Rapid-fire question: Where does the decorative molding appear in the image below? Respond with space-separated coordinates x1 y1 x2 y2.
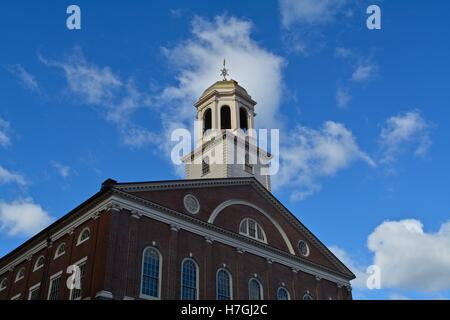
266 258 273 265
236 247 245 254
131 210 142 219
315 275 322 281
291 267 299 274
170 224 180 232
208 199 296 255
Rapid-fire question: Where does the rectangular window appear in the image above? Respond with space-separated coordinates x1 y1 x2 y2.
70 262 86 300
48 275 62 300
28 285 40 300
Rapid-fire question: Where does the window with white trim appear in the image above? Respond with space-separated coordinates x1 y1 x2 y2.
15 267 25 282
140 247 162 299
54 243 66 259
277 287 290 300
70 261 86 300
216 269 232 300
239 218 267 243
181 258 198 300
77 228 90 245
33 256 45 271
248 278 263 300
28 283 40 300
48 272 62 300
298 240 310 257
0 278 7 291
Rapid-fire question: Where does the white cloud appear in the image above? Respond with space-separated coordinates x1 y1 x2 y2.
0 117 11 147
39 48 157 148
280 0 351 28
160 15 285 130
368 219 450 292
351 63 378 82
7 64 39 91
336 87 351 108
274 121 375 201
0 165 26 186
0 198 53 237
335 47 353 59
379 110 431 164
51 161 73 178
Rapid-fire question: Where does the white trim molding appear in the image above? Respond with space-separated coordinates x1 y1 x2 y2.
76 227 91 246
209 199 295 255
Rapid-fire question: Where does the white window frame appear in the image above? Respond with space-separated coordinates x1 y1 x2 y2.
0 278 7 292
28 282 41 300
180 258 199 300
303 292 314 300
53 243 66 260
298 240 310 257
33 255 45 272
15 267 25 282
216 268 233 300
69 256 88 300
47 270 63 300
239 218 267 243
76 227 91 246
11 293 21 300
277 287 291 300
248 277 264 300
139 247 162 300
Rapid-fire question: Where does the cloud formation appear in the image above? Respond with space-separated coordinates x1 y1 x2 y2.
39 48 157 148
51 161 73 179
7 64 39 91
351 63 378 82
274 121 375 201
0 165 26 186
0 198 53 237
0 117 11 147
379 110 431 164
279 0 351 28
368 219 450 292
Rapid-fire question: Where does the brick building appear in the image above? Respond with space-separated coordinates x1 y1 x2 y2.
0 76 355 300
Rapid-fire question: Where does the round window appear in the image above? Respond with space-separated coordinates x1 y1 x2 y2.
298 240 310 257
183 194 200 214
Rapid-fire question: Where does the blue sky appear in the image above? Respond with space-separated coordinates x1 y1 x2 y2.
0 1 449 300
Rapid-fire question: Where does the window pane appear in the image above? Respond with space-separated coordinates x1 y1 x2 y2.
248 220 256 238
239 219 247 234
29 287 40 300
141 248 160 298
277 288 289 300
70 262 86 300
217 270 231 300
48 276 61 300
181 260 197 300
249 279 262 300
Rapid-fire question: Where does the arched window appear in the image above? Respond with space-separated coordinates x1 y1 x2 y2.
203 108 212 134
303 292 314 300
277 287 290 300
239 218 267 243
248 278 263 300
77 228 90 245
216 269 232 300
181 258 198 300
33 256 45 271
239 107 248 131
0 278 7 291
220 105 231 129
140 247 162 299
15 267 25 282
54 243 66 259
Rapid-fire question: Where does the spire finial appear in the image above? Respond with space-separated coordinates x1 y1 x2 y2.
220 59 229 81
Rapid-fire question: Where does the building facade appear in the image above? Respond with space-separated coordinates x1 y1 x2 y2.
0 77 355 300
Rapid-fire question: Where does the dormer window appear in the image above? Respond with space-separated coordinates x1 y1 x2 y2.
239 218 267 243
